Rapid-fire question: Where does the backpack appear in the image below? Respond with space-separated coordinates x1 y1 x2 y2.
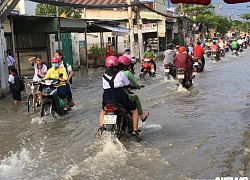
63 61 72 84
14 75 25 91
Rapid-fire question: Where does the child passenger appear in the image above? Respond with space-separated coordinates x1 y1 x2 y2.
98 56 140 137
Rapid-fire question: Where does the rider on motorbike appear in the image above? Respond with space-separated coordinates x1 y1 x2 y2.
230 38 239 54
42 56 69 111
28 55 47 104
210 40 220 60
193 41 205 69
118 56 149 122
143 44 156 73
98 56 140 137
123 48 136 75
163 43 176 64
173 46 194 84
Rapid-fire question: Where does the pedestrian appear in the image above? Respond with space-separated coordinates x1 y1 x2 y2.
8 66 21 105
6 50 16 71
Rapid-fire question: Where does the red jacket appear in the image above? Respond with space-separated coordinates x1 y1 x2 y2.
173 53 193 70
193 45 203 58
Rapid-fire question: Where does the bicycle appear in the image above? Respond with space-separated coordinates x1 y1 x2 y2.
26 80 40 113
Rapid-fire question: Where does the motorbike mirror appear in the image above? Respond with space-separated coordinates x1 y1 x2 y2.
59 73 63 78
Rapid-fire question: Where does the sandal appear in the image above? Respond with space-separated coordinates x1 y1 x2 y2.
141 112 149 122
131 130 141 141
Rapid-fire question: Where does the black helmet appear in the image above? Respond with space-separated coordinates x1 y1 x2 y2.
167 43 174 49
146 44 151 48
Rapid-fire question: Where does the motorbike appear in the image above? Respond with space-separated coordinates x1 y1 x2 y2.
192 56 203 74
232 48 238 56
239 45 243 53
243 42 247 49
95 86 144 142
176 68 193 89
210 51 220 61
39 74 67 118
163 62 176 80
219 48 225 57
130 57 136 75
224 44 229 52
206 47 211 58
139 57 155 80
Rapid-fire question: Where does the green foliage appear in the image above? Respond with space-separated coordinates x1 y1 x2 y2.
89 44 105 64
241 14 250 20
172 37 184 46
182 5 232 36
35 1 81 18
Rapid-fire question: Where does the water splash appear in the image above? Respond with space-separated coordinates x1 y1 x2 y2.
0 148 35 180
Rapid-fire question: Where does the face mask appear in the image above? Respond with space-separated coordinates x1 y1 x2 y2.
52 63 58 68
147 48 151 51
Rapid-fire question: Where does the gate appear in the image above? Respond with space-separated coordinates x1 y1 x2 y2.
61 33 73 65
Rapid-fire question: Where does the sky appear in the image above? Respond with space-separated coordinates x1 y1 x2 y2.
211 0 250 18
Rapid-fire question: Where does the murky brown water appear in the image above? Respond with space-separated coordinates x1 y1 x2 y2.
0 49 250 180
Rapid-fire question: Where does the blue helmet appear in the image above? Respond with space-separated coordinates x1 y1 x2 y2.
212 39 216 43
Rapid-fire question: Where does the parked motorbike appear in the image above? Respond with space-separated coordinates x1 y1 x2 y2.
96 101 141 141
176 68 193 89
163 62 176 79
139 57 155 80
193 56 203 74
39 74 67 118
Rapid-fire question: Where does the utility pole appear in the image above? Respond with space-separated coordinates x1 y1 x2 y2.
134 0 144 60
126 0 135 58
217 3 222 16
56 0 61 50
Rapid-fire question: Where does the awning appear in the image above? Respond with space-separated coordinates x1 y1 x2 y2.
94 24 128 32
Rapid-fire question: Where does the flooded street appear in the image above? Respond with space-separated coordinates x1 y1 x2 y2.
1 49 250 180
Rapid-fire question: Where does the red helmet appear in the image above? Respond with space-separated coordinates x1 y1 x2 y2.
178 46 186 53
118 56 130 66
105 56 118 68
51 56 60 63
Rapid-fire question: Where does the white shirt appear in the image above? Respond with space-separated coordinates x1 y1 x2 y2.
32 63 47 82
7 56 15 66
237 39 243 45
60 62 73 76
103 71 130 89
8 74 15 84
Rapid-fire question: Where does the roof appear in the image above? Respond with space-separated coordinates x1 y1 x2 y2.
64 0 127 5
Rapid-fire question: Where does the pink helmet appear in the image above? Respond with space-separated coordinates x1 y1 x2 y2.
118 56 130 66
51 56 60 63
105 56 118 67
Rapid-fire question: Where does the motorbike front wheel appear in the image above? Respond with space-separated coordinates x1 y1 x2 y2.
27 94 34 113
40 103 53 118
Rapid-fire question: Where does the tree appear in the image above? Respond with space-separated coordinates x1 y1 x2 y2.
240 5 250 20
182 5 232 36
35 1 82 18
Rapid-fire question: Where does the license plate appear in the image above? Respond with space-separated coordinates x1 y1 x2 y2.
177 74 185 79
194 62 199 66
213 54 216 57
164 69 170 73
103 115 117 124
233 50 236 52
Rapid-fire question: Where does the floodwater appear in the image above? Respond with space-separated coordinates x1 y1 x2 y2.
1 49 250 180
